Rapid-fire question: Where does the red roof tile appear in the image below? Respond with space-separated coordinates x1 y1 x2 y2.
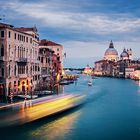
39 39 62 46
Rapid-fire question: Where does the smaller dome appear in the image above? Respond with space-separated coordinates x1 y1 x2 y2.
120 49 129 58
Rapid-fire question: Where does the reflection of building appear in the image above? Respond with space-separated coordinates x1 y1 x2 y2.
94 40 140 79
0 22 40 99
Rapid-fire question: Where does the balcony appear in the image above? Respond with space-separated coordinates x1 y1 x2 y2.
0 77 6 83
17 58 27 64
0 37 5 41
18 74 27 79
0 56 4 61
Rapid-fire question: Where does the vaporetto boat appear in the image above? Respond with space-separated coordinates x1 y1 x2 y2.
0 93 86 127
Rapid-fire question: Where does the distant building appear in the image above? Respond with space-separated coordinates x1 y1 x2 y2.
104 40 119 62
133 69 140 80
120 48 132 60
94 60 107 76
83 65 93 75
125 66 137 79
94 40 138 79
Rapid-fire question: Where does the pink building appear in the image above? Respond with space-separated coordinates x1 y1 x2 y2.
0 23 40 100
39 39 63 78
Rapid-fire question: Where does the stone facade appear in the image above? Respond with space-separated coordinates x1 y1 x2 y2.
0 23 41 99
94 41 140 79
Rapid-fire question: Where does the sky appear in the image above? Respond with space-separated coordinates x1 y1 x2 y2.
0 0 140 68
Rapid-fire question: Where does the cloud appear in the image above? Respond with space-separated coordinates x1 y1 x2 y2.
1 0 140 60
2 1 140 36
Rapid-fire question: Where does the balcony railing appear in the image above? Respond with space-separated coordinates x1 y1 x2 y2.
17 58 27 63
18 74 27 78
0 77 6 83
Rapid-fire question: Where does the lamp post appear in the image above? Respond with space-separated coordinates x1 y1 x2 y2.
10 89 13 104
29 83 33 99
50 68 55 94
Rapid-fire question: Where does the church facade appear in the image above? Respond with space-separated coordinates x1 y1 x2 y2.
94 41 140 79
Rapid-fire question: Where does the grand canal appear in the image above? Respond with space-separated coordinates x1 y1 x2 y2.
1 75 140 140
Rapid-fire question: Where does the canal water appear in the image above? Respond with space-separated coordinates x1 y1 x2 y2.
1 76 140 140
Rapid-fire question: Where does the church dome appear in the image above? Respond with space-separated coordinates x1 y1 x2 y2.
104 41 118 61
105 48 118 56
120 48 129 58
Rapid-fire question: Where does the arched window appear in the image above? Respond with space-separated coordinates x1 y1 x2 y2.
1 44 4 56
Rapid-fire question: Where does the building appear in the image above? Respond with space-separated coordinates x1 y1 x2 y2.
94 60 107 76
39 39 63 64
104 40 119 62
120 48 132 60
133 69 140 80
125 66 137 79
83 65 93 75
94 40 138 78
39 39 63 80
37 48 54 90
0 23 40 100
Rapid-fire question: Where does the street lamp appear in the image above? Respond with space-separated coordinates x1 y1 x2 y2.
23 83 27 101
10 89 13 104
29 83 33 99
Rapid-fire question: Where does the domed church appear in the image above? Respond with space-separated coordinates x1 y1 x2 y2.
120 48 132 60
104 40 119 62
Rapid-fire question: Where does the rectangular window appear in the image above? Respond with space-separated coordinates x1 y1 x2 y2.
18 81 20 86
9 31 11 38
14 81 16 85
2 68 4 77
1 31 4 38
41 57 43 63
26 37 28 43
30 38 32 44
15 33 16 40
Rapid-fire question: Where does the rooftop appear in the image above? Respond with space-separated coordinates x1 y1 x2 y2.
39 39 62 46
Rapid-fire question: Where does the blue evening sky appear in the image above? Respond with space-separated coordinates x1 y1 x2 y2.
0 0 140 67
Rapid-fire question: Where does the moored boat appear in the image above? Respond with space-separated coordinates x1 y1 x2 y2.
88 80 92 86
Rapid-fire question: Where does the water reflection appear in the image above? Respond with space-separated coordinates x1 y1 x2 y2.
29 110 81 140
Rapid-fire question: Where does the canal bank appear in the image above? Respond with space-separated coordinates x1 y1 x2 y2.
0 76 140 140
